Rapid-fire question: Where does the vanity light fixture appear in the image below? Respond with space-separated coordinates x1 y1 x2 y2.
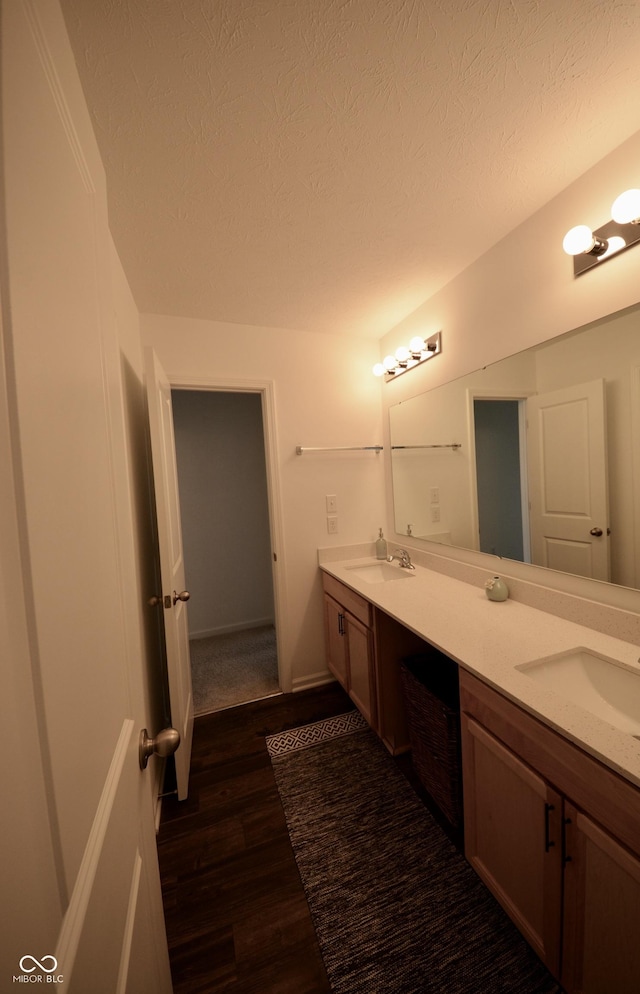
563 186 640 276
373 331 442 380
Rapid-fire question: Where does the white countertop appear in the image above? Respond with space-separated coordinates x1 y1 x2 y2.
320 556 640 789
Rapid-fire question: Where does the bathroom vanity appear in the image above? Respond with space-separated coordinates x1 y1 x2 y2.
322 570 431 753
320 550 640 994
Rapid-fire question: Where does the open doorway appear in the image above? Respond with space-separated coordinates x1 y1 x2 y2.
472 397 531 562
171 389 281 714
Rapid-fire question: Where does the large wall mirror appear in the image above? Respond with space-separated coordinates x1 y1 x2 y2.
390 303 640 591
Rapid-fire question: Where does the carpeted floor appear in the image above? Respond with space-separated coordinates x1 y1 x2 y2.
267 714 562 994
190 624 280 714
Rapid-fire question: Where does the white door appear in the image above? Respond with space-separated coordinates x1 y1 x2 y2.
527 380 610 580
145 349 194 800
1 2 172 989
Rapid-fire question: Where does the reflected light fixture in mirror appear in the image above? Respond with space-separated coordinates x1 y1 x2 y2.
563 186 640 276
373 331 442 381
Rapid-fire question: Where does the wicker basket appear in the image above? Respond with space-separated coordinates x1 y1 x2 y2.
399 658 463 828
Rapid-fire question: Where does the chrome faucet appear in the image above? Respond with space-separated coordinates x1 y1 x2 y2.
388 548 415 569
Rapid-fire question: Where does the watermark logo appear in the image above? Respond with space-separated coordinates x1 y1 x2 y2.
19 958 57 974
13 956 64 984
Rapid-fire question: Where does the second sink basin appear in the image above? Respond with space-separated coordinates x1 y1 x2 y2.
345 562 415 584
516 648 640 736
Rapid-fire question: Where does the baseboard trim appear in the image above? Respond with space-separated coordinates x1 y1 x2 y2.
291 672 335 692
190 618 275 640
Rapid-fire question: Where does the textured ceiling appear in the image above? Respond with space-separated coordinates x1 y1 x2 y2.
60 0 640 339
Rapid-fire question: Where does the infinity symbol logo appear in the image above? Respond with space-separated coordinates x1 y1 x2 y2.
19 955 58 974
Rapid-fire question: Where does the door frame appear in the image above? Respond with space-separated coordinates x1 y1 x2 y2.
466 387 533 563
631 366 640 589
166 373 290 693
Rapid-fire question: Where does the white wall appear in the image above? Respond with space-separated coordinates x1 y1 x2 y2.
379 129 640 612
1 0 170 982
379 129 640 396
142 314 385 689
0 283 62 986
172 390 274 638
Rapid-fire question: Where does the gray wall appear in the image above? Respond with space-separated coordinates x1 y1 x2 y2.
474 399 524 561
172 390 274 638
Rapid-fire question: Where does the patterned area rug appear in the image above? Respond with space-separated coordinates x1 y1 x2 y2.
190 625 279 714
266 710 368 757
269 715 562 994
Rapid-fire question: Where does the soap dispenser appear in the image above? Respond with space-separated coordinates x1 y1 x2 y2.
375 528 387 560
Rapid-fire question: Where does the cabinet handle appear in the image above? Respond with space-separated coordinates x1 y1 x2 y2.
338 612 345 636
562 816 572 864
544 803 555 852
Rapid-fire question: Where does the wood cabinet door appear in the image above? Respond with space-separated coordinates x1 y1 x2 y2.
324 594 349 689
461 715 563 977
561 803 640 994
345 612 376 729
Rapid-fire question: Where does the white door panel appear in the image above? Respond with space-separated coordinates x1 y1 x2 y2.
145 348 194 800
527 379 610 581
57 722 139 989
543 537 596 577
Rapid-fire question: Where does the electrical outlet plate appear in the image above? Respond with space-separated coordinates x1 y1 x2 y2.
327 516 338 534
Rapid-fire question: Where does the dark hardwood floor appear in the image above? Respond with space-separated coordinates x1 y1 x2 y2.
157 683 353 994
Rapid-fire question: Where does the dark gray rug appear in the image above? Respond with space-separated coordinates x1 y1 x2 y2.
268 718 562 994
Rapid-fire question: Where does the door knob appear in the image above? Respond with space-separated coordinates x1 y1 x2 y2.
148 594 173 609
139 726 180 770
590 527 603 537
173 589 190 604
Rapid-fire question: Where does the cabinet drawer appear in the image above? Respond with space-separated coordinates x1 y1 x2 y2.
322 572 372 628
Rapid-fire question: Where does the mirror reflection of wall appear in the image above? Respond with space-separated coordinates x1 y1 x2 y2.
389 303 640 591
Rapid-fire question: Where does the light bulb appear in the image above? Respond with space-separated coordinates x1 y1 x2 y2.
598 235 626 260
395 345 410 363
611 189 640 225
562 225 596 256
372 362 385 377
383 355 397 371
409 335 425 353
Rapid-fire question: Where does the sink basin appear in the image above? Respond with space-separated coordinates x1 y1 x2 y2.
345 562 415 584
516 648 640 736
